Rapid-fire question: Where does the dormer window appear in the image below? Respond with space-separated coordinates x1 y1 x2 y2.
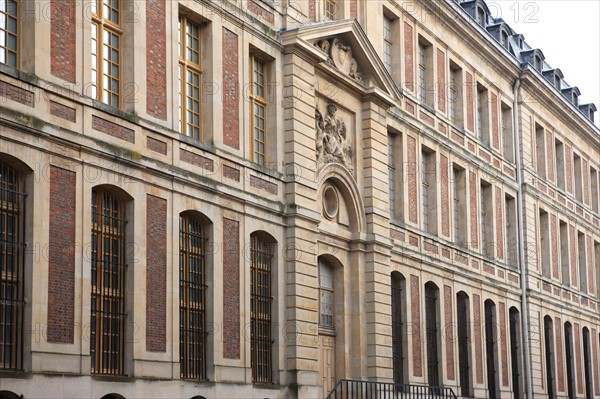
554 75 561 89
534 56 541 71
501 30 508 48
477 7 486 26
572 93 578 106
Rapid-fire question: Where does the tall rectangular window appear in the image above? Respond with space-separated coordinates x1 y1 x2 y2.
250 233 274 383
449 63 463 128
422 148 437 235
505 194 517 266
418 38 433 107
501 103 514 162
578 232 587 293
383 16 393 73
560 220 569 286
0 161 25 371
179 213 207 380
477 84 489 146
574 153 583 202
595 242 600 299
535 124 546 180
452 165 467 247
324 0 336 19
251 56 267 166
91 0 121 107
388 133 403 222
0 0 18 67
178 16 202 140
539 209 550 278
90 188 126 375
555 139 565 191
319 260 334 329
590 167 599 213
480 180 493 258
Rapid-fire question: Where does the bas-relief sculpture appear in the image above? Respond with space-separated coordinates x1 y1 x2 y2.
315 38 363 84
315 103 354 174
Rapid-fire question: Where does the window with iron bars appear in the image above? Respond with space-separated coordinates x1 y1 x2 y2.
179 213 207 380
250 233 274 383
90 188 127 375
0 161 25 371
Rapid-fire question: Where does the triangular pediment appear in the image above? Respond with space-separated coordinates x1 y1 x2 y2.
282 19 401 104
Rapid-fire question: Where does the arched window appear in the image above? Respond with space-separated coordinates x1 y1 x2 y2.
509 307 522 399
484 300 498 399
250 232 275 383
543 316 556 399
391 272 406 384
319 260 334 329
457 292 472 397
564 322 575 399
424 282 441 387
90 187 127 375
0 160 25 371
179 212 208 380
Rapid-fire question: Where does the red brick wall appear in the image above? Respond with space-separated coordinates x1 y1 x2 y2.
47 166 76 344
50 101 76 122
569 224 577 288
546 131 555 183
51 0 76 83
404 23 414 92
146 195 167 352
0 81 34 106
491 93 499 150
410 275 422 377
223 28 240 149
92 116 135 143
223 218 240 359
550 214 559 279
250 175 277 195
247 0 274 23
583 159 590 206
407 136 418 224
180 148 214 172
440 155 449 237
499 302 509 387
465 72 474 132
444 285 454 380
147 137 167 155
495 186 504 259
588 236 595 295
555 317 565 392
350 0 357 18
575 323 583 394
437 49 446 113
469 172 479 249
565 145 573 194
309 0 316 21
473 294 483 384
146 0 167 120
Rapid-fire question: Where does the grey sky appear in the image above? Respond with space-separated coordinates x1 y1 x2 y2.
488 0 600 127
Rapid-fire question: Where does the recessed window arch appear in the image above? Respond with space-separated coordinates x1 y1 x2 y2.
0 157 28 371
90 185 132 375
179 211 211 380
484 299 499 399
509 307 522 399
543 316 556 399
250 231 277 383
456 291 472 397
391 271 407 384
424 282 441 387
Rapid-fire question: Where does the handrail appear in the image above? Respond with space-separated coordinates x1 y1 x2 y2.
326 379 458 399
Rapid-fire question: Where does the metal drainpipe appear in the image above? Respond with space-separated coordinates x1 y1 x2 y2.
513 76 533 399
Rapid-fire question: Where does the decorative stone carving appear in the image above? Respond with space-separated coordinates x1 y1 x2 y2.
315 38 363 84
315 103 354 173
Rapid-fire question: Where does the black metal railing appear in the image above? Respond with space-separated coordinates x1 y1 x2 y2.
326 379 458 399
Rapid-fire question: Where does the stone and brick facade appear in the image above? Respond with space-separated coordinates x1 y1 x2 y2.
0 0 598 398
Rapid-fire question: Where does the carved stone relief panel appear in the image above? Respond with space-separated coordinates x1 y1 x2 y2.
315 38 363 84
315 100 354 174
